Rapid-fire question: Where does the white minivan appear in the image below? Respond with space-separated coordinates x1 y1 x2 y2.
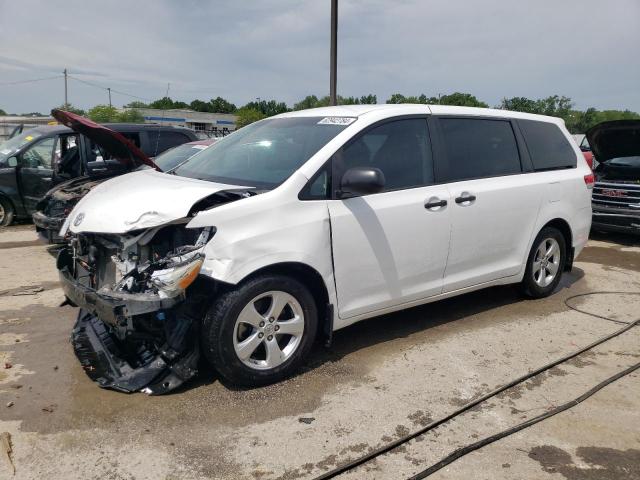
58 105 593 394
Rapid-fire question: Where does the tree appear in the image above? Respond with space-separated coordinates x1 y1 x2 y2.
386 93 432 104
243 99 288 117
439 92 488 108
294 95 321 110
0 108 6 116
116 109 145 123
58 103 86 116
87 105 119 122
210 97 237 114
190 99 211 112
124 101 148 109
148 96 176 110
235 107 266 128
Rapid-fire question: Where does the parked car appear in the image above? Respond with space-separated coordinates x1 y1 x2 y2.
33 113 212 243
0 112 198 227
57 105 592 394
573 133 594 169
587 120 640 234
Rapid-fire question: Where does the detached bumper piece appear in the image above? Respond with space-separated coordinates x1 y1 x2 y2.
32 211 65 243
72 309 199 395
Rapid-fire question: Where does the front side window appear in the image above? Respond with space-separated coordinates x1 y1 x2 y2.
0 130 43 164
440 118 521 181
519 119 576 171
174 117 349 189
335 118 433 191
20 136 56 169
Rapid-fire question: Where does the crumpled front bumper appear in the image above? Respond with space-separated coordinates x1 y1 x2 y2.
58 250 199 395
32 211 65 243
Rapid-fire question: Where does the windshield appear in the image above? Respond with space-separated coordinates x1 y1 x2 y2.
156 143 210 171
174 117 351 188
0 130 42 163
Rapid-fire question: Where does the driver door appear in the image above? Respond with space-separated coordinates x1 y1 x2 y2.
18 136 57 213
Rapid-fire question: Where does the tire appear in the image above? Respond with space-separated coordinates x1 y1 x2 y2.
520 226 566 298
0 197 15 227
202 274 318 387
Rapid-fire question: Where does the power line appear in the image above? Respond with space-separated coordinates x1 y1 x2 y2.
0 74 63 86
67 74 153 102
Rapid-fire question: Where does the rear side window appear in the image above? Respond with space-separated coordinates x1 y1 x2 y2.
439 118 521 181
336 118 433 191
518 120 576 171
147 131 190 156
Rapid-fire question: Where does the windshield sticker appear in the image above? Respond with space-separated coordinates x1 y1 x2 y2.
24 135 33 141
318 117 356 126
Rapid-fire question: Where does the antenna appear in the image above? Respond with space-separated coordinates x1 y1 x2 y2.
154 82 170 156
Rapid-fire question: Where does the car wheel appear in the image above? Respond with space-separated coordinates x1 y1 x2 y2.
202 274 318 387
521 226 566 298
0 197 15 227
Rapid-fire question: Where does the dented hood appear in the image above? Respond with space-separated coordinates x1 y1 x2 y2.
65 169 250 234
51 109 159 171
586 120 640 163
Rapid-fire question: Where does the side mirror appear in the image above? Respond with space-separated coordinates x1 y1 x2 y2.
339 167 385 197
7 156 18 168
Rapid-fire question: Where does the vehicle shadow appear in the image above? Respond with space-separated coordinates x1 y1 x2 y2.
207 267 584 393
589 230 640 247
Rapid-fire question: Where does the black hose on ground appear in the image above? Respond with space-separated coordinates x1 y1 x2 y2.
312 291 640 480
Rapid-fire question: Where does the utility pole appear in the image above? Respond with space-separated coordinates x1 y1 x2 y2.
63 68 68 106
108 87 112 107
329 0 338 106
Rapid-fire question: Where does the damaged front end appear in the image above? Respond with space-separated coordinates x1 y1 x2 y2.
58 223 216 394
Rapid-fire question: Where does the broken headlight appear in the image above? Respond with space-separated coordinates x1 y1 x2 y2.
149 255 204 297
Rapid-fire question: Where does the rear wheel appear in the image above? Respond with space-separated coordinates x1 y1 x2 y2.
202 274 318 387
0 197 15 226
521 227 566 298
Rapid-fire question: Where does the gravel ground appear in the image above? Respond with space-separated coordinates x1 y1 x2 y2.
0 225 638 480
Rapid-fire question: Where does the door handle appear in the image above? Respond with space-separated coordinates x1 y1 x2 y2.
425 198 447 209
455 194 476 204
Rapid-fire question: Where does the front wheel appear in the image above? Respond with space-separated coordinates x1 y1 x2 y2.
0 197 15 227
520 227 566 298
202 274 318 387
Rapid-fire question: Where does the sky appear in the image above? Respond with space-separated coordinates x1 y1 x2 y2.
1 0 639 114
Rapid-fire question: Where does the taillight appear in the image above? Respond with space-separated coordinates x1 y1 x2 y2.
584 173 595 189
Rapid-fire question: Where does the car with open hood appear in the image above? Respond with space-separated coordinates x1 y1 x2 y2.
587 120 640 234
0 109 198 228
33 112 210 242
56 104 592 394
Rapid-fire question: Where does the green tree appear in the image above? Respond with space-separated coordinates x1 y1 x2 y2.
172 101 190 109
116 109 145 123
58 103 86 116
294 95 321 110
123 101 148 108
243 99 288 117
386 93 432 104
190 99 211 112
210 97 237 114
0 108 6 116
87 105 119 122
235 107 266 128
148 96 176 110
439 92 488 108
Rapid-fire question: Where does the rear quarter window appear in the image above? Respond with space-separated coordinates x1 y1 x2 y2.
518 120 576 171
147 131 191 156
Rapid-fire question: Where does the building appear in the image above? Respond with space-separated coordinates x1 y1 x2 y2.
0 116 55 141
134 108 237 136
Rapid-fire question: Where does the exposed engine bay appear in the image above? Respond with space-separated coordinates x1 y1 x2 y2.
58 222 218 395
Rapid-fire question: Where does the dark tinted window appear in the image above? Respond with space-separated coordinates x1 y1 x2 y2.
148 131 190 156
519 120 576 171
440 118 521 181
337 118 433 191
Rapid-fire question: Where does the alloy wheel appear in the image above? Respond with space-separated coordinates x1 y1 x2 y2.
233 290 305 370
532 237 561 287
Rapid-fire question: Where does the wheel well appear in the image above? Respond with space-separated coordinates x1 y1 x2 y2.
541 218 573 270
241 262 331 338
